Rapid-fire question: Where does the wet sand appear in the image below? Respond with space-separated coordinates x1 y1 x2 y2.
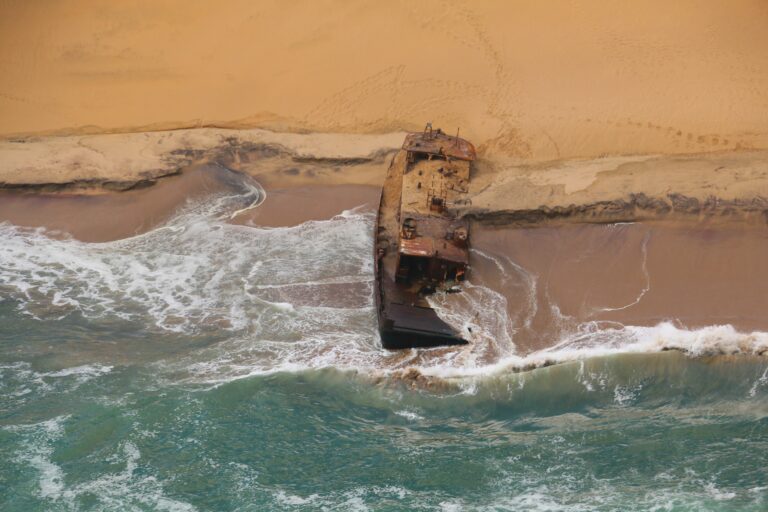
0 165 239 242
231 184 379 228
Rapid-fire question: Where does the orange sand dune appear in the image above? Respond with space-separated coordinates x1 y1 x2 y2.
1 0 767 160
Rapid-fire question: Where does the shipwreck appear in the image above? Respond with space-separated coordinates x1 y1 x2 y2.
374 124 475 349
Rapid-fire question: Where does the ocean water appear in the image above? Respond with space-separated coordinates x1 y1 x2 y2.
1 176 767 511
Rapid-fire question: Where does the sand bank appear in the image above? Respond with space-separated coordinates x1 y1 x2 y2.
1 0 767 161
2 127 768 234
0 128 401 191
466 150 768 225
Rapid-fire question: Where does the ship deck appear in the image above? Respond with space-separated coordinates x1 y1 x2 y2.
375 135 473 349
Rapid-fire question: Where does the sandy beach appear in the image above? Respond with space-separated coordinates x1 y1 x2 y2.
1 0 767 161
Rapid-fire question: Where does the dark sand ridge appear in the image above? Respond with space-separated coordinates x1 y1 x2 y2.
465 150 768 226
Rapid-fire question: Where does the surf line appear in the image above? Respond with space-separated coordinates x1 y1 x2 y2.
208 162 267 220
593 231 651 314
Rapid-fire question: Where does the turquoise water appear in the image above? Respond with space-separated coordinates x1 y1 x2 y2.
2 181 767 511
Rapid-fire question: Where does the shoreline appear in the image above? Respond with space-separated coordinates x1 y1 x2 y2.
0 169 381 242
2 128 768 235
464 192 768 227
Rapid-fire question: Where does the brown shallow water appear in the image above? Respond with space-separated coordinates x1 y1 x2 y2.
468 221 768 355
0 168 380 241
230 184 380 228
0 165 238 242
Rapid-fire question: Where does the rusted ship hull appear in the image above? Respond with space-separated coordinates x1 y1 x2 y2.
374 188 466 349
378 308 466 349
374 126 475 350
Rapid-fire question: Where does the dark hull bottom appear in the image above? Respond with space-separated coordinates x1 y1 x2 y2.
378 303 468 349
380 328 468 349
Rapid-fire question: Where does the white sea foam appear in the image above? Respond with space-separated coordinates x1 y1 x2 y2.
270 485 411 512
471 248 539 329
0 362 114 404
428 281 516 364
704 482 737 501
5 416 197 511
274 490 320 506
5 416 69 500
415 322 768 380
395 409 425 421
64 441 197 512
613 383 643 406
0 178 371 337
576 360 608 392
45 364 113 379
748 365 768 397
